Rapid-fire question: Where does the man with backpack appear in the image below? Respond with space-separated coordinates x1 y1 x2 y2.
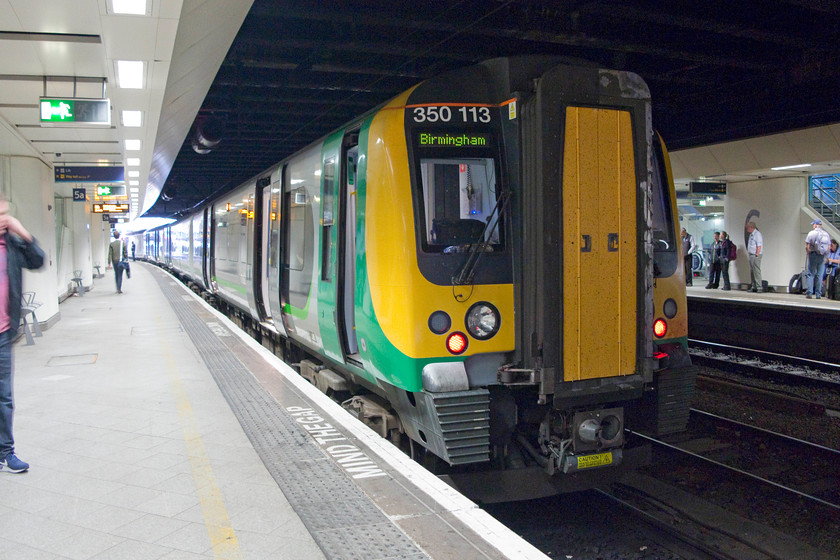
804 219 831 300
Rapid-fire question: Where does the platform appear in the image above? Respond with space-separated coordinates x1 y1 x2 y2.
0 263 546 560
687 283 840 310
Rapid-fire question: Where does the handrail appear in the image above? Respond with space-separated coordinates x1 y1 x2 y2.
809 174 840 229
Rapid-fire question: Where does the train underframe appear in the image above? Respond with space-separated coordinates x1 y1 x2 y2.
171 270 696 503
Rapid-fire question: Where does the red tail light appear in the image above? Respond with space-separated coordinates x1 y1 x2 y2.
653 319 667 338
446 332 468 354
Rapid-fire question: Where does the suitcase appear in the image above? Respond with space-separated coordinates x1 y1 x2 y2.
829 274 840 300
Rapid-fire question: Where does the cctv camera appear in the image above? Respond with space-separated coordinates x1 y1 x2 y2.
55 152 62 157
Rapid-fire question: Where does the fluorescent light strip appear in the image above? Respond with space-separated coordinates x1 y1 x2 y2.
771 163 811 171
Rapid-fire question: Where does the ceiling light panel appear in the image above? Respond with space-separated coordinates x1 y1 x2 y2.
111 0 148 15
124 139 141 151
121 110 142 127
117 60 145 89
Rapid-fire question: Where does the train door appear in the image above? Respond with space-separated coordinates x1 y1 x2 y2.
202 207 211 289
260 180 272 320
266 169 285 331
249 177 270 322
560 106 638 381
338 132 360 361
519 65 649 390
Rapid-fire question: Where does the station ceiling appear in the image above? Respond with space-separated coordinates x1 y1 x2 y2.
10 1 840 218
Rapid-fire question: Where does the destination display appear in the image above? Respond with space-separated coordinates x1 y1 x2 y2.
418 132 491 148
93 203 129 213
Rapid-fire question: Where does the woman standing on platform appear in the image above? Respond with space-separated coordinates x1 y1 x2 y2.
720 231 734 291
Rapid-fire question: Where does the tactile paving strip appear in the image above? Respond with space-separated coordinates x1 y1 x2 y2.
152 271 429 560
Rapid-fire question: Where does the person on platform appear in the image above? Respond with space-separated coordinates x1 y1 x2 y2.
746 221 764 293
706 231 723 289
131 241 136 262
720 231 734 291
681 227 696 286
825 238 839 299
804 219 831 300
108 230 129 294
0 198 45 473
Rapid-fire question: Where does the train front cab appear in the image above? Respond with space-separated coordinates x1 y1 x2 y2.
382 59 697 501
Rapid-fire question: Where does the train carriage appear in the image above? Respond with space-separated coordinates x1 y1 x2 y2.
141 56 695 502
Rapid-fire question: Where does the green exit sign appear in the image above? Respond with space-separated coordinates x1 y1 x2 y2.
40 98 111 126
96 185 112 196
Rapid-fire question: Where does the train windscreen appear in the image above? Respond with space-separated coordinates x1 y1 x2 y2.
416 155 501 252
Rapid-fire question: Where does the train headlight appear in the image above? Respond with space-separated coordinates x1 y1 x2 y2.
465 302 500 340
446 332 468 355
653 318 668 338
428 311 451 335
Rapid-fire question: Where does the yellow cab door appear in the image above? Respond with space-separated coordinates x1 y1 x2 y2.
562 107 637 382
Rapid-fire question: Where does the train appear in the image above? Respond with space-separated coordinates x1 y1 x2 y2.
133 56 695 502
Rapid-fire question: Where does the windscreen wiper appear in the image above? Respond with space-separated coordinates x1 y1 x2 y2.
452 189 511 286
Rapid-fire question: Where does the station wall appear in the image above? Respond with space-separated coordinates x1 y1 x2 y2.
723 176 834 289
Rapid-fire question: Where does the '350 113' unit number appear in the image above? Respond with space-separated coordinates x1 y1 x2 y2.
413 106 492 123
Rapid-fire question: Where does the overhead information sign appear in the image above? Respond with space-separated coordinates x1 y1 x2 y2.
94 185 126 198
55 167 124 183
689 181 727 195
93 203 129 214
40 97 111 126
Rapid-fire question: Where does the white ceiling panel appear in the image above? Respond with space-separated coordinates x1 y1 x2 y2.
9 0 101 33
670 146 724 180
744 134 798 169
0 2 24 30
707 140 761 174
153 17 179 61
785 127 840 163
100 16 160 60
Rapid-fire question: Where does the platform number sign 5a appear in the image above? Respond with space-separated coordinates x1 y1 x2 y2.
72 188 86 202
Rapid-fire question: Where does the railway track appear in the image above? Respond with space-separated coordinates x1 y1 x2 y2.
625 409 840 559
688 339 840 390
640 409 840 511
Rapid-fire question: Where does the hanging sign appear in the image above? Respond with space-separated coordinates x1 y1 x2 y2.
40 97 111 126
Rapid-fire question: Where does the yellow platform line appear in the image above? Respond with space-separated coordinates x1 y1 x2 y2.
159 325 242 559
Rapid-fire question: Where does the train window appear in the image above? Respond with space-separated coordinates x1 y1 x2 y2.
321 157 336 282
651 138 678 277
418 157 501 251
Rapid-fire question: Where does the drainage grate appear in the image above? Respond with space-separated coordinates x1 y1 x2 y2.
47 354 98 367
150 270 428 560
